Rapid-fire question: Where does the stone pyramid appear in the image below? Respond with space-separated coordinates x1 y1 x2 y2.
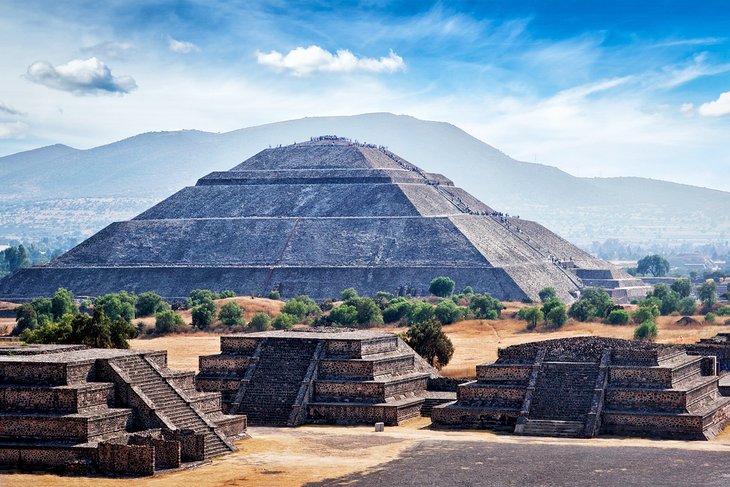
0 136 649 302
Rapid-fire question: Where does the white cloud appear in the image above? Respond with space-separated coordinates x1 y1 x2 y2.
698 91 730 116
256 45 405 76
0 121 28 139
25 57 137 95
168 37 199 54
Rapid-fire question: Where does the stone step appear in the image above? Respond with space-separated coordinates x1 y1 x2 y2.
521 420 584 438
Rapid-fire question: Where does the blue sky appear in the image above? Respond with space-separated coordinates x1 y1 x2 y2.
2 1 730 190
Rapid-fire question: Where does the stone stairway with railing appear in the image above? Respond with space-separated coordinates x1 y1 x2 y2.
236 338 319 425
112 354 233 457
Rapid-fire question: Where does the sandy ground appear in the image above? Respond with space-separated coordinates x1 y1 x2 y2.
6 418 730 487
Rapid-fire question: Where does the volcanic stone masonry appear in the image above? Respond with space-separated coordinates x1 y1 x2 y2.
431 337 730 440
0 136 651 303
195 329 449 426
0 344 246 475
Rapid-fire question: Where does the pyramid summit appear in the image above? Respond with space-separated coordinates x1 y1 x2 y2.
0 136 649 302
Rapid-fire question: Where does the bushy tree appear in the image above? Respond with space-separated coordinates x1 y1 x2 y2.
382 300 411 323
634 321 658 340
282 300 308 321
329 304 358 327
155 309 184 333
607 309 630 325
404 319 454 369
546 303 568 327
95 292 136 323
407 301 436 325
429 277 455 298
251 312 273 331
51 288 76 320
671 279 692 298
14 303 38 335
218 290 236 298
347 297 383 326
434 300 465 325
568 299 595 322
637 255 670 277
29 297 53 323
23 309 135 349
0 244 31 273
461 286 474 296
268 290 281 300
189 289 217 306
517 306 544 330
538 287 558 303
136 291 166 317
633 305 659 324
469 293 503 319
192 300 216 328
339 288 359 301
270 313 295 330
705 312 717 324
717 306 730 316
374 291 393 309
219 301 245 326
698 280 717 309
678 297 697 315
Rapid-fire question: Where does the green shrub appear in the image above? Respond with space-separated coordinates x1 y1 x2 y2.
705 312 717 324
470 293 503 319
716 306 730 316
136 291 166 317
382 301 411 323
568 299 595 322
406 301 435 325
347 297 383 326
250 312 273 331
189 289 217 306
219 302 245 326
461 286 474 296
218 290 236 299
633 306 659 324
634 321 658 340
546 303 568 328
191 301 216 328
429 277 455 298
434 300 465 325
339 288 359 301
268 290 281 300
155 309 184 333
671 279 692 298
51 288 76 320
281 300 307 321
271 313 294 330
94 292 136 323
678 297 697 316
329 304 357 327
319 298 335 312
517 306 544 330
607 309 630 325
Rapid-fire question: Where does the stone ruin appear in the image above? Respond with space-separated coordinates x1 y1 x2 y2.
195 329 449 426
0 344 246 475
432 337 730 440
0 137 650 304
688 333 730 372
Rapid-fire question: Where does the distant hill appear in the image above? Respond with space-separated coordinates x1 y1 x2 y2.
1 113 728 245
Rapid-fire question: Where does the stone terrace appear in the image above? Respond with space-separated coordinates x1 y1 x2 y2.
195 329 442 426
432 337 730 440
0 345 246 476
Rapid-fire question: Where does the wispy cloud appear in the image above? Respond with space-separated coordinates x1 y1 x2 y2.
81 41 134 60
168 37 199 54
698 91 730 116
25 57 137 95
0 102 25 116
256 46 405 76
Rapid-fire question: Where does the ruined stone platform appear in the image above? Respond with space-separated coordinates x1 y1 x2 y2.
195 328 439 426
0 137 649 303
432 337 730 440
0 345 246 476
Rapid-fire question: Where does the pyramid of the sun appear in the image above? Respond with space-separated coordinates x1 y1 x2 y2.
0 136 649 302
